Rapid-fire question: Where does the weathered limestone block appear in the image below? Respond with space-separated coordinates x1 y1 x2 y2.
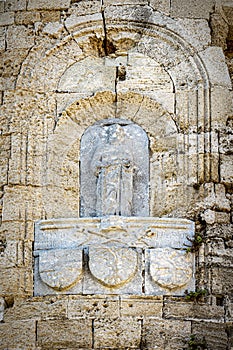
5 0 27 11
28 0 71 10
211 87 233 129
0 26 5 51
210 8 229 51
0 268 21 295
220 122 233 155
64 12 102 31
120 296 163 317
0 240 19 268
68 295 120 319
4 296 68 322
167 58 202 91
15 11 41 25
1 221 35 245
171 0 214 19
0 134 10 185
149 0 170 14
196 183 231 214
226 297 233 322
42 21 64 38
199 47 232 88
68 1 102 16
104 4 153 24
0 12 14 26
176 18 211 51
40 10 61 23
0 320 36 349
220 154 233 185
0 1 4 13
2 186 43 223
58 57 116 96
211 267 233 295
6 25 35 49
117 52 173 95
201 209 231 225
142 319 191 349
192 321 228 350
163 298 225 321
94 317 141 348
37 319 92 349
104 0 147 4
129 10 211 52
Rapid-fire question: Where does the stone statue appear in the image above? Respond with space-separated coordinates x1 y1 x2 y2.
93 124 134 216
80 118 149 217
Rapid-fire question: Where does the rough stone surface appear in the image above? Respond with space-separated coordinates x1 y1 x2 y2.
0 11 14 26
94 317 141 348
37 319 92 348
199 46 232 88
142 319 191 349
171 0 215 19
28 0 71 10
6 25 35 49
5 0 27 11
0 320 36 348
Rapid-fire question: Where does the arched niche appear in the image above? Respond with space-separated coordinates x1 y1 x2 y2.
80 118 149 217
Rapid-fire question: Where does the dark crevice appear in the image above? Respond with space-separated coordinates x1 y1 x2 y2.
91 318 95 349
4 296 14 309
101 2 116 57
35 320 38 342
14 47 32 89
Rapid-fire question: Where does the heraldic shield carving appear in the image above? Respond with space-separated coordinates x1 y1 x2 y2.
34 119 195 296
38 249 83 291
88 247 138 288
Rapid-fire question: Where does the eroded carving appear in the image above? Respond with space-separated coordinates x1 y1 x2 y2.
39 249 83 291
149 248 193 290
93 124 134 216
88 247 138 288
34 119 195 296
80 119 149 217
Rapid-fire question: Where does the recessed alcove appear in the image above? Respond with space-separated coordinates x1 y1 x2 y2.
34 118 195 296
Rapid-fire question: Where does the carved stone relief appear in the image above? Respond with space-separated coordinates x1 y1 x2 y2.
34 118 195 296
34 216 195 295
80 119 149 217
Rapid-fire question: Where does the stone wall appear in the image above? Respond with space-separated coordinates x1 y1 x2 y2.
0 0 232 349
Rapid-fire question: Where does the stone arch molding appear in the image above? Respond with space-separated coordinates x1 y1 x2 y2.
32 8 230 296
16 12 230 194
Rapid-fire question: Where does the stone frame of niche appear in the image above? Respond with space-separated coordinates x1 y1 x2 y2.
34 116 195 296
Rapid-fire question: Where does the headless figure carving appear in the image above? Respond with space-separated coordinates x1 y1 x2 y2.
93 124 134 216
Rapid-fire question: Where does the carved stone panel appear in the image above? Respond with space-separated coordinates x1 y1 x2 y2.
38 249 83 291
80 119 149 217
88 247 138 288
34 217 195 296
145 248 194 295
